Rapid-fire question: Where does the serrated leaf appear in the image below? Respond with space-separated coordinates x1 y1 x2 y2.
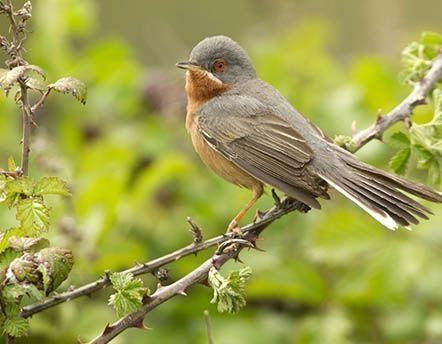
389 147 411 175
108 272 147 316
2 284 27 302
108 291 143 317
0 228 24 254
2 316 29 337
389 131 410 149
428 160 441 186
412 145 434 169
208 266 252 314
6 177 35 196
49 77 87 104
16 198 50 235
33 177 70 196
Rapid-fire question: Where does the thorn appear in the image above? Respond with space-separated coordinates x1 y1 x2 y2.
132 317 151 330
176 289 187 296
102 323 114 336
234 255 244 264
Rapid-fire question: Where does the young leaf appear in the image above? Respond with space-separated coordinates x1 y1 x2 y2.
6 177 35 196
2 316 30 337
108 272 148 317
0 228 24 254
1 284 27 302
34 177 70 196
208 266 252 314
49 77 87 104
16 197 50 235
388 131 410 149
389 147 411 175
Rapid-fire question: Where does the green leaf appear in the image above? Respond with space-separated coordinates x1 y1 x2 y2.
0 228 24 254
0 248 21 272
108 272 147 317
388 131 410 149
49 77 87 104
16 197 50 235
1 284 27 302
2 316 29 337
108 292 142 317
208 266 252 314
389 147 411 175
400 32 442 83
6 177 35 196
34 177 70 196
36 248 74 293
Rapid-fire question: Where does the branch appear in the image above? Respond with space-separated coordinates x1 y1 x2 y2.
347 52 442 152
21 197 300 318
19 80 32 176
88 199 304 344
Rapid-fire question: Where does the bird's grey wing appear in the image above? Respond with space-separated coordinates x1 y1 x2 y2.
197 96 328 209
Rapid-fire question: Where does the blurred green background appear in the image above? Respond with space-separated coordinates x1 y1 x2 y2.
1 0 442 343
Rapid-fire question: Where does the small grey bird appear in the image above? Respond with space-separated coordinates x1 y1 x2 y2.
176 35 442 231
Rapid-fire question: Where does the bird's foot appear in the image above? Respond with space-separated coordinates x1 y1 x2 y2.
226 219 243 236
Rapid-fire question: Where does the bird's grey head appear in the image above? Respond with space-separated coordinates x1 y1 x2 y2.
176 36 257 84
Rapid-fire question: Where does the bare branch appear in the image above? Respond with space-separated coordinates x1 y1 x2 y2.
21 197 301 318
88 199 302 343
347 53 442 152
19 80 32 176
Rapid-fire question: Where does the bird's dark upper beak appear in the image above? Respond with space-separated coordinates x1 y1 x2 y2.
175 60 203 71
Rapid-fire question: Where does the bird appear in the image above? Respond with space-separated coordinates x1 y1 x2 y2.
176 35 442 232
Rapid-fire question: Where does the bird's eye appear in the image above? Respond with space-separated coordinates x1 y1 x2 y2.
212 59 226 73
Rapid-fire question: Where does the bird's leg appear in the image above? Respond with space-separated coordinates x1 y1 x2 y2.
227 185 263 233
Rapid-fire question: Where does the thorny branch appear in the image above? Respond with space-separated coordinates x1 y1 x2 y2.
347 52 442 152
0 0 33 176
21 196 300 318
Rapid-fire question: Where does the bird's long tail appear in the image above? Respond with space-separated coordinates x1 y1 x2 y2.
319 149 442 230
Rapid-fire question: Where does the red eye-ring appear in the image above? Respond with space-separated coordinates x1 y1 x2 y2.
213 59 226 73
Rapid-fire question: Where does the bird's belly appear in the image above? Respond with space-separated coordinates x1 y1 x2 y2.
189 125 259 190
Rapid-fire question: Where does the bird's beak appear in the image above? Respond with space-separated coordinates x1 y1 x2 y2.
175 61 203 71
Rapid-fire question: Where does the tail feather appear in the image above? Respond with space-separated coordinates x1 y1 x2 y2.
319 151 442 230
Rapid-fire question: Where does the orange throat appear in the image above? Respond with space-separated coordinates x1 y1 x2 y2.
185 70 230 127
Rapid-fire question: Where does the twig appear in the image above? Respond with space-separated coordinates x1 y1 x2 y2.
88 199 290 344
21 197 300 318
31 88 51 113
204 310 214 344
19 80 32 176
187 216 203 244
347 53 442 152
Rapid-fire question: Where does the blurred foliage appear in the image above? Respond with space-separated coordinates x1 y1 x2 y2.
0 0 441 343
